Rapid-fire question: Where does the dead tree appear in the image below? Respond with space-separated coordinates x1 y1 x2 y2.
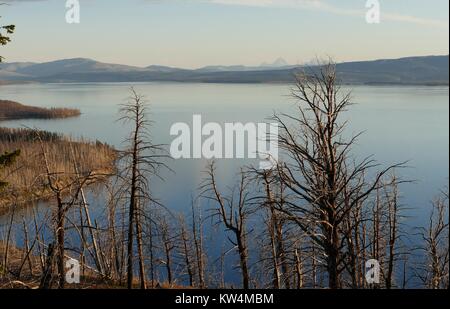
70 145 104 277
179 216 194 287
36 131 95 289
118 88 167 289
37 134 66 289
191 199 206 288
383 176 402 289
272 62 404 289
103 178 128 282
39 243 55 289
202 162 253 289
17 215 47 278
135 206 146 289
421 190 449 289
251 168 292 289
294 248 303 289
2 199 16 275
159 215 176 286
363 175 408 289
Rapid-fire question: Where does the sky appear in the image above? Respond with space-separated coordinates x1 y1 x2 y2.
0 0 449 68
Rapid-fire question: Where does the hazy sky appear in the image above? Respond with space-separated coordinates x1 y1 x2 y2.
1 0 449 68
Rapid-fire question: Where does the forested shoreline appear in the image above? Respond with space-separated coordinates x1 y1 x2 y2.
0 127 116 215
0 100 80 120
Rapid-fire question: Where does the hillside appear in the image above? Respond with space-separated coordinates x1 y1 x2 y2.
0 127 116 215
0 55 448 85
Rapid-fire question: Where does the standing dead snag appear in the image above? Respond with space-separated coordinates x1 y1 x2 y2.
103 179 127 282
35 131 95 289
421 190 449 289
191 199 206 288
179 216 194 287
383 175 404 289
70 145 104 277
118 88 168 289
364 175 408 289
2 198 16 275
36 133 65 289
39 243 55 289
202 162 252 289
262 170 282 289
272 62 405 289
159 214 176 286
251 168 291 289
120 89 146 289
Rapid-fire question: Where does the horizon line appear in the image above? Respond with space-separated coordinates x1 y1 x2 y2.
2 54 449 71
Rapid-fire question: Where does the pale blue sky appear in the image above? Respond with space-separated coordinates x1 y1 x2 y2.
1 0 448 68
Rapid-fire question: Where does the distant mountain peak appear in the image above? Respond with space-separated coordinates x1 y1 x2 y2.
48 57 96 64
146 65 183 73
0 55 447 85
260 57 289 68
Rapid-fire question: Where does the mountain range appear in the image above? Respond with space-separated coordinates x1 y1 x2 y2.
0 55 448 85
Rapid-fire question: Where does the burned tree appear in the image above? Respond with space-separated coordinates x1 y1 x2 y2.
118 88 167 289
202 162 253 289
35 132 97 289
420 190 449 289
191 199 206 288
272 62 404 288
252 168 293 289
179 215 195 287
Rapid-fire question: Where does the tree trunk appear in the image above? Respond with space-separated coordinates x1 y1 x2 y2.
56 193 66 289
135 209 147 289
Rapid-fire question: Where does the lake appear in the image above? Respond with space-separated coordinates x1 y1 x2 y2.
0 82 448 284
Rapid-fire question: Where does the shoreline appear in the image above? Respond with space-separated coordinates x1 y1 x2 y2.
0 127 117 216
0 100 81 121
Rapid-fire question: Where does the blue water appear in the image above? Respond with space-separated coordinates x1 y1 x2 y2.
0 82 448 286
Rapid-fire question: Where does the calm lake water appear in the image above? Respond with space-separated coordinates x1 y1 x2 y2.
0 83 449 278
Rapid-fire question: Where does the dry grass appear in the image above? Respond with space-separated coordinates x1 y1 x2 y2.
0 242 186 289
0 127 116 214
